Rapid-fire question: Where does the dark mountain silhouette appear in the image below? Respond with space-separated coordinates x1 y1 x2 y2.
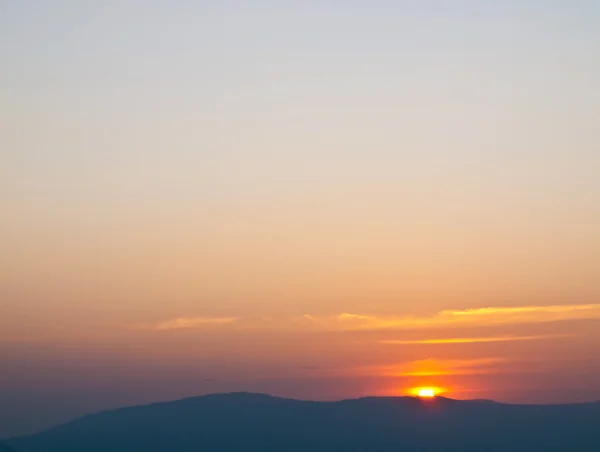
8 392 600 452
0 442 19 452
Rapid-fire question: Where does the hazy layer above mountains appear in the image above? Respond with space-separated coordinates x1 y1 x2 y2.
9 392 600 452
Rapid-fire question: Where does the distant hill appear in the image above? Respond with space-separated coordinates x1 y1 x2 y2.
8 392 600 452
0 442 19 452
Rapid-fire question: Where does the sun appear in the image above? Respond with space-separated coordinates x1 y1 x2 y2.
417 388 436 398
410 387 442 398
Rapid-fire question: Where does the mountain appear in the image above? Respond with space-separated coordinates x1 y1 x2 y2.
0 442 19 452
8 392 600 452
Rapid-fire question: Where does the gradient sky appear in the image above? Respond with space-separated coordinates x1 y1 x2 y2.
2 0 600 438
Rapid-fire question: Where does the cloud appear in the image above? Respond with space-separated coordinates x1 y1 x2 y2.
143 303 600 332
151 317 239 331
299 365 321 371
445 304 600 319
379 334 571 345
338 313 371 321
325 304 600 331
371 358 507 377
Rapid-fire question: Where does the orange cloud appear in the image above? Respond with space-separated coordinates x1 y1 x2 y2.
379 334 570 345
151 317 239 331
373 358 507 377
145 303 600 332
326 304 600 331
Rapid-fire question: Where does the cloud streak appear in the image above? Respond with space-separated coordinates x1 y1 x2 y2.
379 334 570 345
327 304 600 331
366 358 508 377
146 303 600 332
151 317 239 331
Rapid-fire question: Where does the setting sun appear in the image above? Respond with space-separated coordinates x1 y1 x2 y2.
418 388 436 398
410 387 443 398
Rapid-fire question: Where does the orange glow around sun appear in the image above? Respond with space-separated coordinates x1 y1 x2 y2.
410 387 444 398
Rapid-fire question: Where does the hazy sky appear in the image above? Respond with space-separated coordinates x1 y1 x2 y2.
2 0 600 438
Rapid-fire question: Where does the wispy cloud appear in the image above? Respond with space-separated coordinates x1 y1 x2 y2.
371 358 507 377
151 317 239 331
324 304 600 331
379 334 570 345
144 303 600 332
446 305 600 319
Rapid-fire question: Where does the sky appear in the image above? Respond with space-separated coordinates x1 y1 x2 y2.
2 0 600 438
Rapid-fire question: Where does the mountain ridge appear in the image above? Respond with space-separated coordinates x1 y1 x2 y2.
0 441 19 452
9 392 600 452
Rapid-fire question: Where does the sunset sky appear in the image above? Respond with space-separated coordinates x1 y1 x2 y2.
2 0 600 438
